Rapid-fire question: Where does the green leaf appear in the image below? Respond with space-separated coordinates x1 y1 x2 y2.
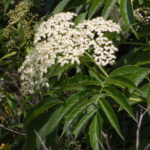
43 91 93 135
75 12 87 25
4 0 10 15
129 68 150 86
138 0 144 5
23 112 52 150
139 83 150 98
66 0 83 10
102 0 117 19
56 75 101 91
88 0 104 19
99 98 124 140
88 70 103 84
45 0 55 12
139 24 150 36
147 84 150 115
36 106 63 150
0 51 17 61
24 97 62 128
18 23 25 39
103 86 136 121
62 95 98 135
120 0 139 38
47 63 74 78
33 0 41 7
86 0 93 4
6 99 17 112
106 76 137 90
53 0 71 14
23 132 35 150
89 112 103 150
73 109 96 138
110 65 140 77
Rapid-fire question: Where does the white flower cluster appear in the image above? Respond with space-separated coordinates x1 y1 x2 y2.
134 7 150 24
18 12 121 94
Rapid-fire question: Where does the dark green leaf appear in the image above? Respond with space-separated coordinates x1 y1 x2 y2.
43 91 93 135
99 98 124 140
56 75 101 91
102 0 117 19
139 83 150 98
23 132 35 150
110 65 140 77
47 63 74 78
24 97 62 128
103 86 136 121
73 109 96 138
106 76 137 90
120 0 138 38
139 24 150 36
129 68 150 86
53 0 71 14
147 84 150 115
88 70 103 84
45 0 55 12
66 0 83 10
88 0 104 19
75 12 87 25
23 112 52 150
33 0 41 7
4 0 10 15
62 97 96 135
35 106 63 150
89 112 103 150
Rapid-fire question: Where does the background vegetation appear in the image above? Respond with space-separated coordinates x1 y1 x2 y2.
0 0 150 150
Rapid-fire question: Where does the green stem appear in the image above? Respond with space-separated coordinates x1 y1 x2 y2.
83 61 106 80
136 60 150 66
121 42 150 47
98 65 109 77
84 52 109 77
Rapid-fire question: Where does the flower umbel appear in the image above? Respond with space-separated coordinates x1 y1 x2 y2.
18 12 121 95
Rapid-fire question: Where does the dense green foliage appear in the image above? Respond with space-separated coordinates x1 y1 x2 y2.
0 0 150 150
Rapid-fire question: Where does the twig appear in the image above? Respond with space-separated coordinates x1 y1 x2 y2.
136 106 150 150
67 127 81 150
98 139 106 150
138 104 147 111
102 131 111 150
34 130 49 150
144 143 150 150
56 136 66 150
0 123 26 136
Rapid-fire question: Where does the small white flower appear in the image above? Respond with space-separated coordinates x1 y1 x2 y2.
18 12 121 95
